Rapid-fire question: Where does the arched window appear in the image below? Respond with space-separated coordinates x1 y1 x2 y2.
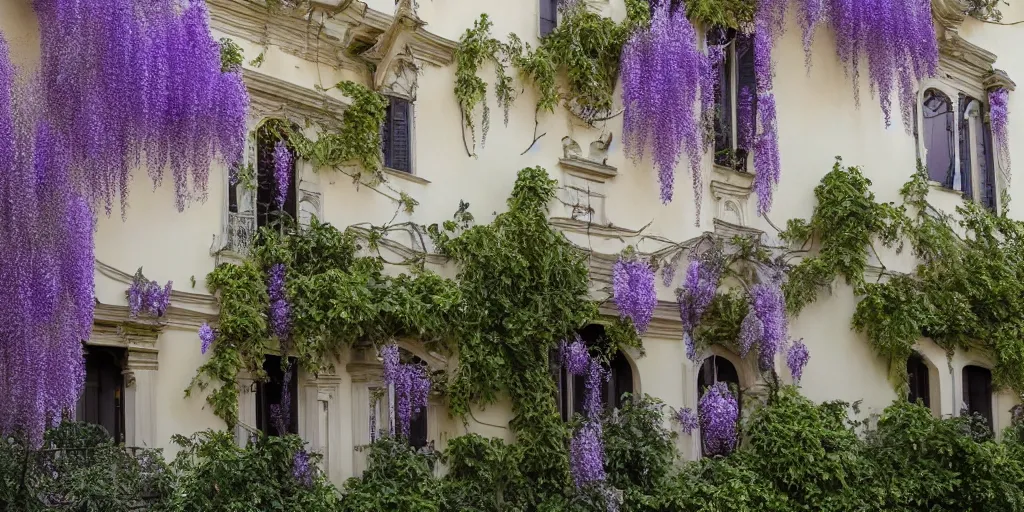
906 352 931 409
708 28 756 172
254 121 297 228
554 324 635 421
922 89 956 188
368 348 430 449
75 346 126 443
962 365 993 431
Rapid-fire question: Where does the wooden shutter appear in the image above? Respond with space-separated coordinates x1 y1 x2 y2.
539 0 558 37
385 97 412 173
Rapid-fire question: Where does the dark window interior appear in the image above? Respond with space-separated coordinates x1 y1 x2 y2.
922 89 956 188
256 355 299 436
709 28 755 172
383 96 413 173
255 122 297 228
980 116 997 210
555 324 635 421
697 355 740 457
907 353 931 409
75 346 126 443
403 351 430 450
539 0 558 37
962 365 994 432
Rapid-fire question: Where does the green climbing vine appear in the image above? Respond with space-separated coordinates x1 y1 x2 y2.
288 81 389 179
193 167 637 501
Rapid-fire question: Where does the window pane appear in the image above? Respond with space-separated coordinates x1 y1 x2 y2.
978 114 998 210
383 97 413 173
256 355 299 436
962 365 993 432
906 353 930 409
735 31 756 169
256 122 298 227
539 0 557 36
922 89 956 187
709 28 734 168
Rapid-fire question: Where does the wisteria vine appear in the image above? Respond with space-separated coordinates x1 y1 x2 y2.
698 381 739 456
126 268 173 318
621 1 716 218
560 338 609 489
273 141 292 211
990 87 1010 181
0 36 94 446
612 255 657 335
268 264 291 342
32 0 249 214
380 344 431 440
677 254 723 361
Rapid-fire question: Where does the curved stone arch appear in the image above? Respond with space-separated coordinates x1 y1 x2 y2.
615 345 643 399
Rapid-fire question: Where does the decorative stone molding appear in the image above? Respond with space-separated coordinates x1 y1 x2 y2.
548 217 649 239
558 158 618 182
243 69 351 128
357 0 424 97
985 69 1017 92
931 0 970 31
348 1 457 68
713 219 763 240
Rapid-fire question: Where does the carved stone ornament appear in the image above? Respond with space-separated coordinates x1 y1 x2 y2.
931 0 970 31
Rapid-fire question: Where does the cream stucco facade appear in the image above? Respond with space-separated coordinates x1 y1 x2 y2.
3 0 1024 486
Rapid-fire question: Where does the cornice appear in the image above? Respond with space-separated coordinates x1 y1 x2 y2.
243 69 351 126
985 69 1017 92
598 300 682 340
96 259 218 310
549 217 652 239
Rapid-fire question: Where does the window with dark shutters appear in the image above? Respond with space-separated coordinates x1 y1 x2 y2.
553 324 635 422
256 355 299 436
962 365 994 432
383 96 413 173
540 0 558 37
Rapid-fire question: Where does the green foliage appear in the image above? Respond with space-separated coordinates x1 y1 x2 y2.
686 0 758 30
288 81 389 177
967 0 1006 21
0 422 174 512
429 166 598 499
602 395 676 507
780 158 906 314
218 38 244 73
453 14 514 150
338 438 441 512
170 431 338 512
692 289 749 353
440 435 526 511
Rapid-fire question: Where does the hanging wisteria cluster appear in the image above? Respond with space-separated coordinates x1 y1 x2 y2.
612 255 657 335
560 338 610 489
677 253 723 361
698 382 739 456
676 407 698 435
273 141 292 210
0 37 94 446
380 344 431 439
198 322 215 355
271 365 294 434
990 88 1010 180
126 268 173 318
751 0 787 216
268 264 291 341
787 339 810 383
739 281 788 371
621 1 717 217
799 0 938 130
32 0 249 214
292 449 313 487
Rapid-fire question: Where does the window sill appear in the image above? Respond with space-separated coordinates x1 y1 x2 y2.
927 180 968 200
711 164 754 189
383 167 430 185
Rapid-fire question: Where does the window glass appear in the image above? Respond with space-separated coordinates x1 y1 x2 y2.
255 121 297 227
256 355 299 436
922 89 956 187
555 324 634 420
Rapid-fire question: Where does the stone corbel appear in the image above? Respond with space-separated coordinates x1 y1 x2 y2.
985 69 1017 92
347 0 456 76
931 0 970 32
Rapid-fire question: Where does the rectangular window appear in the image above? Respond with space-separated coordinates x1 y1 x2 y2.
539 0 558 37
256 123 298 227
383 96 413 173
711 29 755 172
919 88 998 209
255 355 299 436
76 346 126 443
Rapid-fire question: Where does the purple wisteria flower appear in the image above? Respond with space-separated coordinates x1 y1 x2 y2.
749 282 787 371
379 343 431 439
584 360 609 419
267 263 290 341
570 420 606 488
801 0 938 130
661 251 683 287
738 312 764 358
990 88 1010 175
0 37 92 445
787 339 810 383
198 322 215 355
273 140 292 211
32 0 249 214
126 269 172 318
292 449 313 487
612 256 657 335
677 256 722 360
699 382 739 457
560 336 591 376
677 407 698 436
621 1 713 217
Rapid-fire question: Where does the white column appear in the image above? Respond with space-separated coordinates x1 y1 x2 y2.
124 346 158 448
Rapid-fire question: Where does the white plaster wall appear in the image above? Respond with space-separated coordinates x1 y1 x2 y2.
3 0 1024 483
